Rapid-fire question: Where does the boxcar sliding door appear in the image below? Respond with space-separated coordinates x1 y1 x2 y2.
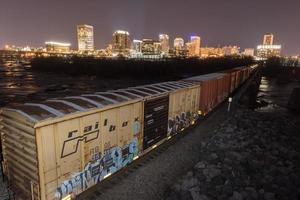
143 96 169 150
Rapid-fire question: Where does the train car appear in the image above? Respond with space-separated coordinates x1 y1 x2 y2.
0 81 199 200
162 82 200 136
183 73 229 116
224 68 239 94
222 64 258 95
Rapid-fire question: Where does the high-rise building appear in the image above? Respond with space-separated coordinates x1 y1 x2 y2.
257 34 281 59
263 34 274 45
77 25 94 52
132 40 142 53
141 39 162 56
174 38 184 50
173 38 185 57
223 46 240 56
200 47 224 58
112 30 131 56
243 48 255 57
257 45 281 59
189 36 201 57
159 34 169 55
45 41 71 53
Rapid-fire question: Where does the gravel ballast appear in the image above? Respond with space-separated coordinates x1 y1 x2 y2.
166 109 300 200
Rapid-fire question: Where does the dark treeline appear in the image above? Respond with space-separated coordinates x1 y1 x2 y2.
31 56 255 80
263 57 300 81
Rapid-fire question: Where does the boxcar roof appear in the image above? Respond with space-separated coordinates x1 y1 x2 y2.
1 81 197 125
184 73 225 81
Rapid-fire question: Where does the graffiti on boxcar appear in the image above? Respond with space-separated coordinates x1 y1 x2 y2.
61 130 100 158
55 120 141 200
55 137 139 199
168 111 197 136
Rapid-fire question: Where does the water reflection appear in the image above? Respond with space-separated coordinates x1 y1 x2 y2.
0 62 151 107
256 76 299 112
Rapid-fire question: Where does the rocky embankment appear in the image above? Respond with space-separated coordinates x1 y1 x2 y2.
166 109 300 200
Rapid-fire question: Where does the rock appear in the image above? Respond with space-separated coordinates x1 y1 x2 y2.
258 189 264 194
225 127 234 133
173 184 181 192
189 187 210 200
187 171 194 178
226 151 243 162
195 161 207 170
264 192 275 200
165 191 179 200
231 191 243 200
180 189 193 200
203 167 221 180
209 153 218 160
181 177 200 190
245 187 258 199
189 186 200 200
222 184 233 196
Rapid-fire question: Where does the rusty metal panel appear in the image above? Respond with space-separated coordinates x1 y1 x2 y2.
143 95 169 150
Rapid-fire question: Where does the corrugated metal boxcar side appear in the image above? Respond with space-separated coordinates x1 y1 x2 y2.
183 73 226 115
0 64 258 200
0 109 40 200
168 85 200 136
35 101 143 200
0 81 198 200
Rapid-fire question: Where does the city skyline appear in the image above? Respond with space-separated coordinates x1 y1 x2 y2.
1 0 300 55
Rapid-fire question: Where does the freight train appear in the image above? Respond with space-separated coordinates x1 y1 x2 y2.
0 64 258 200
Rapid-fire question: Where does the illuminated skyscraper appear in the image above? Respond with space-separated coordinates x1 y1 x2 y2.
188 36 201 57
141 39 162 55
263 34 274 45
257 45 281 59
77 25 94 52
174 38 184 50
257 34 281 59
159 34 169 55
223 46 240 56
112 30 131 55
243 48 255 57
132 40 142 53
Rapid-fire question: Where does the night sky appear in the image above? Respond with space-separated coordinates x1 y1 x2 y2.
1 0 299 55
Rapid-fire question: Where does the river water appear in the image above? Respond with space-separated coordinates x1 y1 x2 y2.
1 63 299 112
256 76 300 112
0 63 156 107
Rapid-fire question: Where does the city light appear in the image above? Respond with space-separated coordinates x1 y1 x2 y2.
0 30 284 59
115 30 130 35
45 41 71 47
257 45 282 49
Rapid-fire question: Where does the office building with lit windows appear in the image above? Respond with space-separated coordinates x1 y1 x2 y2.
45 41 71 53
159 34 169 55
132 39 142 53
141 39 162 59
174 38 184 50
112 30 131 56
257 34 281 59
77 25 94 52
263 33 274 45
189 36 201 57
223 46 240 56
243 48 255 57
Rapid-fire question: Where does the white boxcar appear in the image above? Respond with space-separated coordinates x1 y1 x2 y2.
0 81 199 200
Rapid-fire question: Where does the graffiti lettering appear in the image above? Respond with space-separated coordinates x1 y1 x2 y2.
55 137 139 200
